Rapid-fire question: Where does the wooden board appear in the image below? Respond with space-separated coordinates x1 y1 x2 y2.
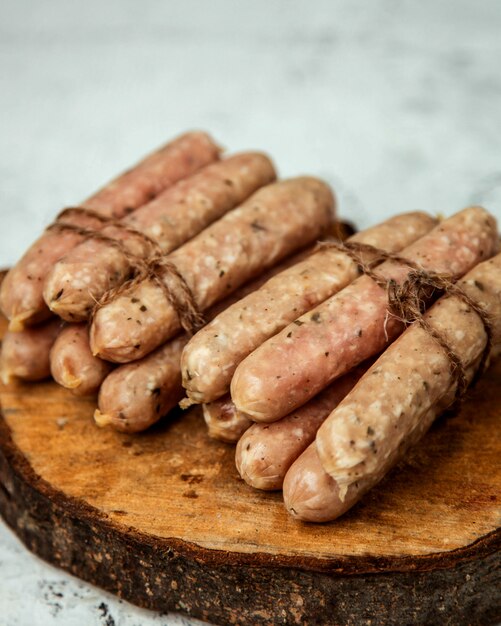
0 313 500 625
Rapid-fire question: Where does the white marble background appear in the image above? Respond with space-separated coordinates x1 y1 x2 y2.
0 1 500 624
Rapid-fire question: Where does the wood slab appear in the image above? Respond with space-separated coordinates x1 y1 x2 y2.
0 313 500 625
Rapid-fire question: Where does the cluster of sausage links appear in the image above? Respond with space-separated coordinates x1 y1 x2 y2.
192 207 499 522
1 129 498 525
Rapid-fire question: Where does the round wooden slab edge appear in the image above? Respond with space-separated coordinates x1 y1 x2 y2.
0 411 499 626
1 395 500 626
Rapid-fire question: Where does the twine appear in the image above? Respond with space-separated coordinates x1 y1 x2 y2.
94 254 205 335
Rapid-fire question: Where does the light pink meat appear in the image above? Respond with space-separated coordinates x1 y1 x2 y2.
286 251 501 522
43 153 276 321
203 395 252 443
90 177 335 363
283 443 370 523
231 207 498 422
95 335 188 433
181 211 437 404
235 366 366 491
50 324 114 396
1 318 62 383
0 131 220 329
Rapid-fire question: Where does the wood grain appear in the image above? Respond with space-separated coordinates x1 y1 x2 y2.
0 277 499 624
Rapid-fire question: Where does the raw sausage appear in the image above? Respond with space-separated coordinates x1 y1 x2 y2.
0 131 220 329
231 207 498 422
95 335 188 433
283 443 368 523
182 211 437 404
203 395 252 443
43 153 276 321
1 318 62 383
50 324 114 396
90 177 335 363
286 252 501 522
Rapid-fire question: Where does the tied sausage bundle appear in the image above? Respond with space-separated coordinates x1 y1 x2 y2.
0 129 339 436
179 205 500 523
1 130 499 527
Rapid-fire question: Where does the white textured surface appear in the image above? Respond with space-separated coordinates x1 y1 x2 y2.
0 522 204 626
0 0 500 624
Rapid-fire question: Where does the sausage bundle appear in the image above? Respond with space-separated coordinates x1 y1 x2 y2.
284 251 501 522
2 129 500 529
0 131 220 330
206 206 498 523
43 153 276 321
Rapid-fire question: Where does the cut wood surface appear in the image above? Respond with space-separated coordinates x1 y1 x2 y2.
0 271 499 625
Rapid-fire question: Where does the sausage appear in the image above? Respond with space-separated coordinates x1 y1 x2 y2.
282 443 368 523
90 177 335 363
94 251 309 432
231 207 498 422
1 318 62 384
287 251 501 522
0 131 220 330
235 366 366 490
203 395 252 443
181 211 437 404
50 324 114 396
43 153 276 321
95 335 188 433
